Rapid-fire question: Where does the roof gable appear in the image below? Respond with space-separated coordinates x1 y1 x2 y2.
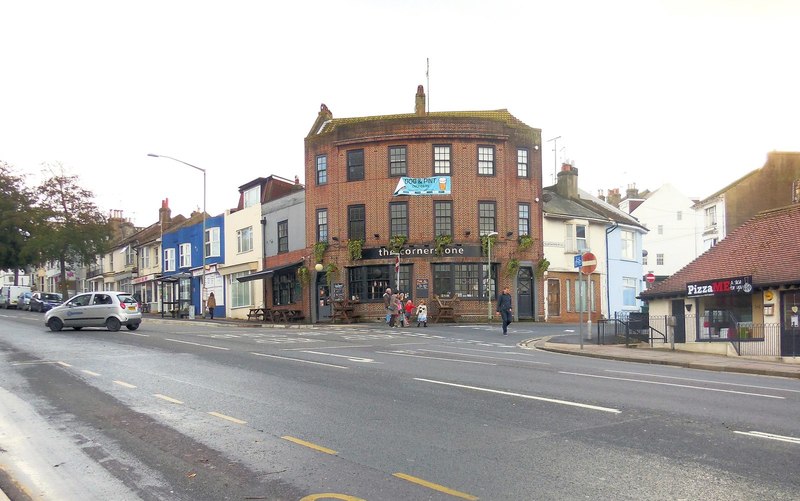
642 203 800 297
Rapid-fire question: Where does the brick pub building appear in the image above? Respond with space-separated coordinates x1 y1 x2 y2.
303 86 545 322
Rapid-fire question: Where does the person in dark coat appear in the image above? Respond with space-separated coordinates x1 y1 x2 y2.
206 292 217 319
495 286 513 335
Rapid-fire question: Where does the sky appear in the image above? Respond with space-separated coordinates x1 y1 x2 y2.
2 0 799 227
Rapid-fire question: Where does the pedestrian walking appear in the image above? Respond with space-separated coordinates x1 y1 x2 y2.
415 300 428 327
387 293 400 327
383 287 393 324
396 293 406 327
404 297 415 327
495 286 513 335
206 292 216 320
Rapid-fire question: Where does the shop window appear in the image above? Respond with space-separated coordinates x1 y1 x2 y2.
272 269 300 305
432 263 496 299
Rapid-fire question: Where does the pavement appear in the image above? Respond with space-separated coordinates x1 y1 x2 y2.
527 334 800 379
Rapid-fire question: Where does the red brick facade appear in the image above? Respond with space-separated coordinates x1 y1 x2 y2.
301 89 546 322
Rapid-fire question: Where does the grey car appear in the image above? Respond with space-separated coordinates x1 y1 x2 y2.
45 291 142 332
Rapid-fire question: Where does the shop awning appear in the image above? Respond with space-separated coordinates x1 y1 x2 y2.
236 261 304 283
217 261 259 276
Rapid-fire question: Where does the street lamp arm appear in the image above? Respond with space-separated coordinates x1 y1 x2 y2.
147 153 206 173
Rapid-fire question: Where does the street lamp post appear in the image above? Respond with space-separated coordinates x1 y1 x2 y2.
485 231 498 321
147 153 207 318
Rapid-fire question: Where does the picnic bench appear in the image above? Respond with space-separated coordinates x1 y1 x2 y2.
331 299 360 324
247 307 267 321
432 294 459 323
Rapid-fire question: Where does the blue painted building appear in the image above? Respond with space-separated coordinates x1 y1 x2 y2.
161 213 225 317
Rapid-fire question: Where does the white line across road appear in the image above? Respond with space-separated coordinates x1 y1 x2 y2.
299 351 376 363
561 371 785 399
419 349 550 365
605 369 800 394
733 431 800 444
414 378 621 414
250 352 348 369
377 351 495 365
165 338 230 351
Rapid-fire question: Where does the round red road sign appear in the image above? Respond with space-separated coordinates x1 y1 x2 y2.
580 252 597 274
645 273 656 283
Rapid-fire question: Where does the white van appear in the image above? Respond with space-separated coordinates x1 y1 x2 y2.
0 285 32 309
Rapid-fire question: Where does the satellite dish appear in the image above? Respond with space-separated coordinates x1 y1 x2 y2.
541 193 553 203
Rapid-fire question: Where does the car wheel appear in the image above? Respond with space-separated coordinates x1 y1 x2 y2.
126 323 140 331
106 317 121 332
48 318 63 332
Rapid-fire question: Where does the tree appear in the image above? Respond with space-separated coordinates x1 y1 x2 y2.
26 163 112 297
0 161 36 284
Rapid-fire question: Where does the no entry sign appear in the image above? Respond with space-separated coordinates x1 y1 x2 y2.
645 273 656 283
580 252 597 274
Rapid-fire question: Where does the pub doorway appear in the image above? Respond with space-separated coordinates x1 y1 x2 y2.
316 274 332 322
516 267 534 319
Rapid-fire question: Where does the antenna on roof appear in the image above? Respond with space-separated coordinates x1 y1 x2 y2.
426 58 430 113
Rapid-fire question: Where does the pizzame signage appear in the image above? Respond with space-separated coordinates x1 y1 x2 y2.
686 276 753 297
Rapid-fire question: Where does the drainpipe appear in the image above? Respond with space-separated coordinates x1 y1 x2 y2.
605 220 618 320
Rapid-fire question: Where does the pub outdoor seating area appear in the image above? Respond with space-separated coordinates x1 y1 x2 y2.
331 298 361 323
246 306 304 323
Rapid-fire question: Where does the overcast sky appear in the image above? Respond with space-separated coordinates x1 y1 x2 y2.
3 0 798 227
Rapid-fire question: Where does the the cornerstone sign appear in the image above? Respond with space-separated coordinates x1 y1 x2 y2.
686 276 753 297
362 245 482 260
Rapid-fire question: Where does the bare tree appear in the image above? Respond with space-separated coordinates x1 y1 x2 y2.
27 163 111 297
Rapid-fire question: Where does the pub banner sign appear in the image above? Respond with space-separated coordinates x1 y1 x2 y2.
686 276 753 297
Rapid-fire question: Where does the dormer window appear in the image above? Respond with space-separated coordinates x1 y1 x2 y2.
244 186 260 208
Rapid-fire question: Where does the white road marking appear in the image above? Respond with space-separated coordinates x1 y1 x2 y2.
250 352 348 369
376 351 495 365
113 380 137 388
57 361 72 367
733 431 800 444
281 345 373 351
415 378 621 414
606 370 800 393
165 338 229 350
125 332 149 337
419 349 549 365
561 371 785 399
300 350 376 363
81 370 101 377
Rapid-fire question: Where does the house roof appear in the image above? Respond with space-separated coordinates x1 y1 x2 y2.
314 109 534 135
641 203 800 298
543 187 647 230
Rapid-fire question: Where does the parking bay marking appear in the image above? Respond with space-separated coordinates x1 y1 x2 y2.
561 371 785 399
415 377 621 414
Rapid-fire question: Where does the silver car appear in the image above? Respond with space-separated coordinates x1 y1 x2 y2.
45 291 142 332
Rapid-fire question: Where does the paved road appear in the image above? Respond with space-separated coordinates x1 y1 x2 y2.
1 311 799 500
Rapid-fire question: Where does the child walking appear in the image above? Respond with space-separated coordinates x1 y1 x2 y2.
415 300 428 327
404 297 415 328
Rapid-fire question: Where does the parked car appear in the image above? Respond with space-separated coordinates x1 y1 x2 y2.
29 292 63 312
18 291 33 310
45 291 142 332
0 285 32 309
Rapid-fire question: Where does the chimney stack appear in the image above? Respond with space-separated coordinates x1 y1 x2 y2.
159 198 171 228
415 85 426 116
607 188 622 207
626 183 639 200
555 162 579 199
597 189 606 202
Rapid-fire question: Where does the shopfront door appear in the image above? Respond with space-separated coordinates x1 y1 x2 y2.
671 299 686 343
781 291 800 356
